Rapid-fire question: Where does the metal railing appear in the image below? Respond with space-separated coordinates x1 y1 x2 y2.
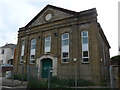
1 65 111 89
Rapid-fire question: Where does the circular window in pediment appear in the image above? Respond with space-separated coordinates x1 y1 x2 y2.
45 13 52 21
44 11 53 21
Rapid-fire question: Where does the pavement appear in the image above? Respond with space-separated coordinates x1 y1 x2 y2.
0 77 28 90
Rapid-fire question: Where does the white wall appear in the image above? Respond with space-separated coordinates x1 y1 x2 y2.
0 48 14 65
118 1 120 55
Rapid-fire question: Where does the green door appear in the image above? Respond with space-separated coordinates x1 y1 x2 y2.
42 58 52 78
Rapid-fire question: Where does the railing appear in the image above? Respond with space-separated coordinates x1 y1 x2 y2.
0 65 112 89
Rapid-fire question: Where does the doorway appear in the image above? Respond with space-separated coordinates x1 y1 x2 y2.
41 58 52 78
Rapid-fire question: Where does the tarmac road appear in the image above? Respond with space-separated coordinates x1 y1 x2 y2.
0 77 27 90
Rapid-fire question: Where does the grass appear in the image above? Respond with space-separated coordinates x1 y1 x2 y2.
28 76 96 88
13 74 27 81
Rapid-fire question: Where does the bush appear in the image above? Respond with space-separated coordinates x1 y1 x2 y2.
50 76 95 87
28 79 48 88
100 78 108 86
2 72 6 77
77 79 95 86
13 74 27 81
28 76 95 88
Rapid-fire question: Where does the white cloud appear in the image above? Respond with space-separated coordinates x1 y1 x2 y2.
0 0 39 46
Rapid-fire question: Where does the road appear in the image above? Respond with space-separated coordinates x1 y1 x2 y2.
0 77 27 90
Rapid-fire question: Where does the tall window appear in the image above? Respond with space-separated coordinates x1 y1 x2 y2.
44 36 51 53
81 31 89 63
1 49 4 54
20 41 25 64
61 33 69 63
30 39 36 64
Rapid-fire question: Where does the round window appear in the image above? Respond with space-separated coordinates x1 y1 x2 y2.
45 13 52 21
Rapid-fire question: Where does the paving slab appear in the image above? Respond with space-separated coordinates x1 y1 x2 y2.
1 77 28 89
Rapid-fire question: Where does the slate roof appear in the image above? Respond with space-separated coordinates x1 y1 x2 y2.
25 4 97 28
0 44 16 49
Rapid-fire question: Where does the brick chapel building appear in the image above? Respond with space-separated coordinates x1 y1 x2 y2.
15 5 111 84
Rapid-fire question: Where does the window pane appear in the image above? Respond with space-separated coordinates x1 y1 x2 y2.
21 50 24 56
30 49 35 55
82 44 88 51
31 39 36 43
22 41 25 45
63 52 68 58
62 58 69 62
45 47 50 52
30 60 35 63
31 39 36 49
44 36 51 52
62 45 69 52
31 55 35 59
83 58 88 62
82 31 88 36
31 44 36 49
45 36 51 41
1 49 4 54
62 39 69 45
44 36 51 53
21 41 25 56
20 60 23 64
83 51 88 57
45 41 50 47
62 34 68 39
20 56 24 60
82 37 88 44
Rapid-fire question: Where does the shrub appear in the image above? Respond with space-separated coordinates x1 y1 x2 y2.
77 78 95 86
50 76 95 87
13 74 27 81
100 78 108 86
28 76 95 88
28 79 48 88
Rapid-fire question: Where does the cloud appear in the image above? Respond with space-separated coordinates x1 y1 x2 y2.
0 0 40 46
0 0 119 57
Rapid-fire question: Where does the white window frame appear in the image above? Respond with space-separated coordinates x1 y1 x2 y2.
81 31 89 63
20 41 25 64
44 36 51 53
30 39 36 64
61 33 69 63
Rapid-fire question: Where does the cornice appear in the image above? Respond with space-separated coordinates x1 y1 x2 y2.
18 16 97 38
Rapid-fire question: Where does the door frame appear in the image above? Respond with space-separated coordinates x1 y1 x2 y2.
36 54 57 78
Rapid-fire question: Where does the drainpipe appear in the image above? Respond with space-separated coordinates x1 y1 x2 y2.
109 65 115 88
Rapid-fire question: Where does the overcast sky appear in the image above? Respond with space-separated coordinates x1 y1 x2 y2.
0 0 119 57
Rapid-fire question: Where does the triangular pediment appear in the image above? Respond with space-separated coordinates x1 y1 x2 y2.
25 5 77 28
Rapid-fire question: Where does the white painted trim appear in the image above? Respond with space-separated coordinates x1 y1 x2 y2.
36 54 57 78
44 36 51 53
61 33 69 63
81 31 89 63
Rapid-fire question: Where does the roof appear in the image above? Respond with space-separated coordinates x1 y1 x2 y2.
97 23 111 48
25 4 97 28
0 44 16 49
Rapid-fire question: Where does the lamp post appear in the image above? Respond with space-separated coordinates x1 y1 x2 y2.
73 58 77 89
21 60 26 85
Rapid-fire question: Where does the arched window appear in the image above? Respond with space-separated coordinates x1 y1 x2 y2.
20 41 25 64
30 39 36 64
81 31 89 63
44 36 51 53
61 33 69 63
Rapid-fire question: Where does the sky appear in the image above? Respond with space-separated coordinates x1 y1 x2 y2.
0 0 119 57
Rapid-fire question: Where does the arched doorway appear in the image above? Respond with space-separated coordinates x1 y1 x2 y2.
36 54 57 78
41 58 52 78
